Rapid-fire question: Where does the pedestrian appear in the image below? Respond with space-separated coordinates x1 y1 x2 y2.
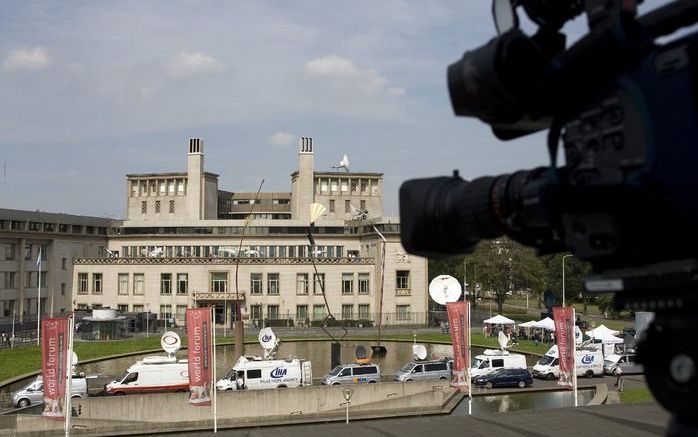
615 368 624 392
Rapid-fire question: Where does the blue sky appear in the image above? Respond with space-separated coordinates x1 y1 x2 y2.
0 1 673 218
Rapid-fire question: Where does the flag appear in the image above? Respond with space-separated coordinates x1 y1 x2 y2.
41 318 69 421
186 308 213 406
553 307 575 389
447 301 470 393
36 248 42 267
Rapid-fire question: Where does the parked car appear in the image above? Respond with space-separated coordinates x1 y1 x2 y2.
603 353 643 375
319 363 381 385
393 359 453 382
13 375 88 408
472 368 533 389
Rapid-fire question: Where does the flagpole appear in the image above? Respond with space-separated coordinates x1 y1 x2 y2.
65 315 74 437
212 306 217 433
36 249 42 346
572 307 578 407
467 301 472 416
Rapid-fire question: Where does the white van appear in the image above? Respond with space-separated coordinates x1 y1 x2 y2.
12 375 88 408
532 346 604 379
105 356 189 395
216 356 313 390
470 350 527 377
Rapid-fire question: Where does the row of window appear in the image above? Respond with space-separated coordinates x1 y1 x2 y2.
328 199 366 214
130 179 186 197
141 200 176 215
1 271 47 289
0 243 47 262
0 221 107 235
317 177 379 195
118 245 347 259
77 270 400 296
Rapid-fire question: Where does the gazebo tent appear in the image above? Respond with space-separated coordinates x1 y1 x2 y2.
535 317 556 331
587 327 623 343
588 324 621 337
483 314 516 325
518 320 538 328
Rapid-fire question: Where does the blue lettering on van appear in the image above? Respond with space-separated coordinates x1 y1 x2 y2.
581 355 594 364
270 367 288 379
262 335 273 343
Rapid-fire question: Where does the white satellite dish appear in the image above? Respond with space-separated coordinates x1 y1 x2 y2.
70 352 79 371
428 275 462 305
339 154 350 172
161 331 182 356
258 327 277 350
412 344 428 361
498 330 509 351
309 203 327 224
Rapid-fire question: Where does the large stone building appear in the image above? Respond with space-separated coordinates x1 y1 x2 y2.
2 137 428 329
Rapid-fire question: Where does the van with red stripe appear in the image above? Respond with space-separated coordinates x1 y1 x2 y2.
105 356 189 395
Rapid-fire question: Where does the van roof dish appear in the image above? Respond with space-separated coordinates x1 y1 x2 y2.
483 349 510 356
142 356 178 364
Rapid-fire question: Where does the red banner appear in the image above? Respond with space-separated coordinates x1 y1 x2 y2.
447 301 470 392
41 318 69 420
553 307 575 389
186 308 213 406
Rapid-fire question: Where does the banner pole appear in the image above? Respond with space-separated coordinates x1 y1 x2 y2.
36 251 42 346
65 315 74 437
572 307 578 407
212 306 217 433
467 301 472 416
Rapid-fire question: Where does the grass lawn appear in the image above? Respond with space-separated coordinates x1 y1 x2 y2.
619 387 655 404
0 332 548 384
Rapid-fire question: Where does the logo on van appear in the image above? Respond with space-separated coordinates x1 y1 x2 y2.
262 335 273 343
581 355 594 364
270 367 287 379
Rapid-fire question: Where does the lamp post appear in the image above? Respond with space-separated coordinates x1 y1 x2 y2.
145 303 150 338
11 309 16 348
562 254 573 307
343 388 353 424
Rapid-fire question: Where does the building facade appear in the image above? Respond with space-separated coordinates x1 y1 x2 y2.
4 137 428 329
0 209 110 324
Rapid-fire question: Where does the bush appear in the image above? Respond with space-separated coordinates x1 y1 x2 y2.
309 319 373 328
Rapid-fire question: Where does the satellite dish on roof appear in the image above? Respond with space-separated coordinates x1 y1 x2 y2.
161 331 181 356
339 154 350 172
412 344 428 361
309 203 327 224
259 327 277 350
355 345 367 360
70 352 79 372
428 275 462 305
498 330 509 351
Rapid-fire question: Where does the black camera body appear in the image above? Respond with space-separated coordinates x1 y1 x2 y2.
399 0 698 428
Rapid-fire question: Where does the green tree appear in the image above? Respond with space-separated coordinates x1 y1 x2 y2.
542 254 592 311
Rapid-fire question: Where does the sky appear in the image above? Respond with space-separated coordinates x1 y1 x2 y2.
0 1 674 218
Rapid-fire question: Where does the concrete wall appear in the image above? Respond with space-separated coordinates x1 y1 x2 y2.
73 381 454 423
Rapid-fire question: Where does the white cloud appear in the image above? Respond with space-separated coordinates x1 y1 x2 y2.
304 55 356 76
167 51 223 78
304 54 404 97
268 132 296 146
3 47 50 72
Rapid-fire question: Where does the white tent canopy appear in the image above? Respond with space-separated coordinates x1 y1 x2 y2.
587 325 623 343
588 324 620 337
535 317 556 331
483 314 516 325
518 320 538 328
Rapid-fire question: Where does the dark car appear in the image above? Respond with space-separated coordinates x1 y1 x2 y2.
473 368 533 389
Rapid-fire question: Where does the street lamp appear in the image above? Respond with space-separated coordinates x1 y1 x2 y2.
145 303 151 338
562 254 573 307
343 388 353 424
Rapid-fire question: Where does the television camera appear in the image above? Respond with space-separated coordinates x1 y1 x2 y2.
399 0 698 431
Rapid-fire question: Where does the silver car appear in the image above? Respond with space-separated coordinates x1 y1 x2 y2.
319 363 381 385
393 360 453 382
12 376 88 408
604 353 643 376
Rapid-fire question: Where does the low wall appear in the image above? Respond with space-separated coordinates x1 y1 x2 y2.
73 381 454 424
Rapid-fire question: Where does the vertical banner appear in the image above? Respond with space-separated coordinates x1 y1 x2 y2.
553 307 575 389
186 308 213 406
41 317 69 421
447 301 470 392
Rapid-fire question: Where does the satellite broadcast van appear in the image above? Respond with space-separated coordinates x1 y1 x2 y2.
105 332 189 395
216 356 313 390
470 349 527 377
532 345 604 379
216 327 313 391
